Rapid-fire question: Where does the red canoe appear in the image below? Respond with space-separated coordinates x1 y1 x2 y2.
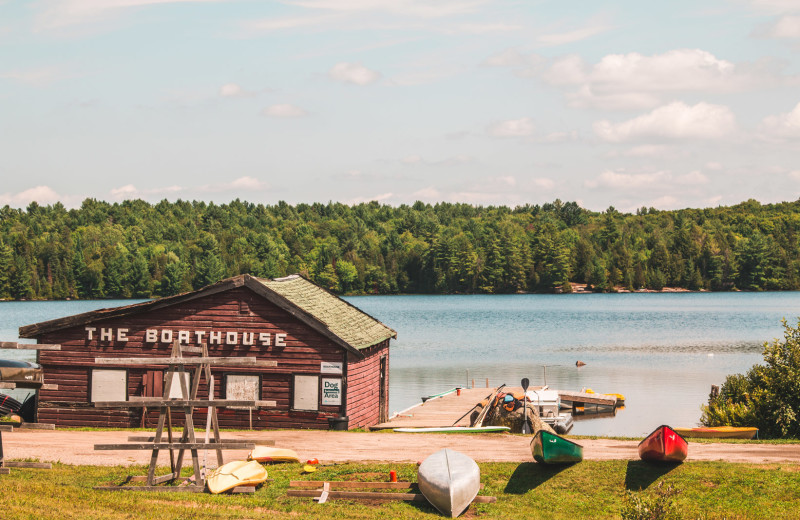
638 425 688 463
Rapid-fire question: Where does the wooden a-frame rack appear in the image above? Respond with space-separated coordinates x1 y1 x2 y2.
93 340 276 492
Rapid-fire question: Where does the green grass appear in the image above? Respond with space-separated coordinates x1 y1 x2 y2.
0 460 798 519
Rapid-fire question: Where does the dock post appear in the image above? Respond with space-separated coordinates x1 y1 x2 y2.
466 370 470 390
472 379 475 389
485 378 489 388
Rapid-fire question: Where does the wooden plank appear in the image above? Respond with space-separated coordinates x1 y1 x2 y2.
20 423 55 430
0 425 12 432
3 461 52 469
93 485 206 493
94 357 277 367
287 490 497 503
128 436 274 446
0 342 61 350
0 383 16 389
151 472 179 485
95 442 255 450
94 400 257 408
231 485 256 494
42 384 58 390
289 481 485 490
0 468 10 475
557 391 617 407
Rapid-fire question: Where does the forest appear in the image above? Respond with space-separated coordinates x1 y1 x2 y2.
0 197 798 300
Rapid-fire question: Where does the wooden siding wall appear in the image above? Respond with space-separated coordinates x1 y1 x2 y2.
345 340 389 428
34 287 382 430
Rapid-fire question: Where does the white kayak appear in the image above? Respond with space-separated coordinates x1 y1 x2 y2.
417 448 480 518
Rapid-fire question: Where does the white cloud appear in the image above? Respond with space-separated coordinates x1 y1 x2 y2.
531 178 555 189
198 177 269 192
676 171 710 185
109 184 184 200
491 175 517 187
585 170 668 189
0 66 69 87
329 62 381 85
487 117 534 137
0 186 62 207
413 187 440 200
262 103 308 118
346 192 394 205
243 14 338 32
286 0 487 19
765 15 800 38
594 102 736 143
496 48 794 110
219 83 252 98
759 102 800 139
536 23 613 46
35 0 224 31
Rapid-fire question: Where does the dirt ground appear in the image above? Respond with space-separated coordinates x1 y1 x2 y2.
3 429 799 466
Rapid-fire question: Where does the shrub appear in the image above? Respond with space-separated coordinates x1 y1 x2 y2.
701 319 800 438
620 481 680 520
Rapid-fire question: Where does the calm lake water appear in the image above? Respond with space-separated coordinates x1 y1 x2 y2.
2 293 799 436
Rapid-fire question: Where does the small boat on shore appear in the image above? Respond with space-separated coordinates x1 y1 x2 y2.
531 430 583 464
672 426 758 440
417 448 480 518
638 425 688 463
248 446 300 463
206 460 268 494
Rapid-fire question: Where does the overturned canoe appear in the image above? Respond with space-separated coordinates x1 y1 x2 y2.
672 426 757 440
639 425 688 463
248 446 300 463
418 448 480 518
206 460 268 494
531 429 583 464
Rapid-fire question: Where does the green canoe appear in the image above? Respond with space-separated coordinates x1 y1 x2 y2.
531 430 583 464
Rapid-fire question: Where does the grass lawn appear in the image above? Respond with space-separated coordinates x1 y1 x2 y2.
1 460 798 519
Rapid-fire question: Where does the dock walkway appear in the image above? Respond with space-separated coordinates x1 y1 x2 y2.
371 388 496 430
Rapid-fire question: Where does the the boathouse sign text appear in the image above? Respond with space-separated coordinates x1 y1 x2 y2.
84 326 287 347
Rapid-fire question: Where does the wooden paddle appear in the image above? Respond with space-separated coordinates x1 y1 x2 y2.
520 378 531 434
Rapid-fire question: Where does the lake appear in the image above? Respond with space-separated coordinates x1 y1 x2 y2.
2 292 799 436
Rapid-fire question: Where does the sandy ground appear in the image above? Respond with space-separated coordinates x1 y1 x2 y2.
3 429 799 466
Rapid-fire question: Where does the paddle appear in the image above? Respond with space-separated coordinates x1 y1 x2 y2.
521 378 531 434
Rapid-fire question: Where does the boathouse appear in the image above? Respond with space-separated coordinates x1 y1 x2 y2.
18 274 396 430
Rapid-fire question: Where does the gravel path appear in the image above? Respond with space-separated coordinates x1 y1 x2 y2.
3 430 799 466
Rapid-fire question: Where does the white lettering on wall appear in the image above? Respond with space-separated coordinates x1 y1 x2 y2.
83 326 289 348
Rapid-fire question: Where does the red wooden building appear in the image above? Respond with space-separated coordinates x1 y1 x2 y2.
18 274 396 430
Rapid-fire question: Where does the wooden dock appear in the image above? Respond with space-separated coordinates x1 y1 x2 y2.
371 388 497 430
557 391 617 408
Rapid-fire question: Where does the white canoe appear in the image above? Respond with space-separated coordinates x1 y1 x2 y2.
417 448 480 518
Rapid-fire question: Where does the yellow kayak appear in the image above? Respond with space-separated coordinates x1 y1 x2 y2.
672 426 758 439
206 460 268 494
248 446 300 463
583 388 625 405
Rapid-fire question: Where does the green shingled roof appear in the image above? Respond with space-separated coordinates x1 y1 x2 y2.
255 275 396 351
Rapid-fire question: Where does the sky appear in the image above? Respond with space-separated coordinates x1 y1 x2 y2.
1 0 799 213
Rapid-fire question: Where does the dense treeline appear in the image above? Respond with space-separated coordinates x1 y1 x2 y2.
1 198 799 300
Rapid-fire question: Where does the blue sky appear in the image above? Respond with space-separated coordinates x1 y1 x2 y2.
1 0 799 212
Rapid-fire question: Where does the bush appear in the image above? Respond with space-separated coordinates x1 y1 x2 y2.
620 481 680 520
701 319 800 438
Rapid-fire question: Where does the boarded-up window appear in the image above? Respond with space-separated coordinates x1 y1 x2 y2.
293 375 319 411
91 369 127 402
226 375 260 409
143 370 163 398
165 371 191 399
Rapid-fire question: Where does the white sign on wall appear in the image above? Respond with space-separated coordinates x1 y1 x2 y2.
320 361 343 375
321 378 342 406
